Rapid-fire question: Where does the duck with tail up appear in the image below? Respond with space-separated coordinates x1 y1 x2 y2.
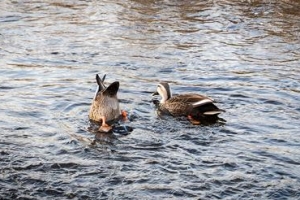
89 74 126 132
152 82 225 124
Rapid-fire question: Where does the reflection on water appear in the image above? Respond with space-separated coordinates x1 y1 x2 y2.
0 0 300 199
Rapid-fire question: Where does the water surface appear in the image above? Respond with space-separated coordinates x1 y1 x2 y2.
1 0 300 199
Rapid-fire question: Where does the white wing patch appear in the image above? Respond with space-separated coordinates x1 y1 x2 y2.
204 110 223 115
192 99 213 107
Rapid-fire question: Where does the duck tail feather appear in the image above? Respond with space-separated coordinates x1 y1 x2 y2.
96 74 106 91
93 74 107 100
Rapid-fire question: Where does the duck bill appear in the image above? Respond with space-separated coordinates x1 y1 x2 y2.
152 91 159 96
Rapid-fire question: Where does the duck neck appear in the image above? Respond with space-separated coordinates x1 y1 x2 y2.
160 96 168 103
160 90 171 103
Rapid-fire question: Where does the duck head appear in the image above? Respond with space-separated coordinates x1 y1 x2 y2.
153 82 172 103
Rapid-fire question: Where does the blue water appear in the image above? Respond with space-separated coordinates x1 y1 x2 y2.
0 0 300 199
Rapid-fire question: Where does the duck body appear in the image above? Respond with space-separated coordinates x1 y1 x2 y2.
89 74 121 132
153 82 224 124
89 94 120 122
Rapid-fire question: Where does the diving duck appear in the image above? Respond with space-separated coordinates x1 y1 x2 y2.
89 74 125 132
152 82 225 124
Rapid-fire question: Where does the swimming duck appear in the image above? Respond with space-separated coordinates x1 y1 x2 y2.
152 82 225 124
89 74 124 132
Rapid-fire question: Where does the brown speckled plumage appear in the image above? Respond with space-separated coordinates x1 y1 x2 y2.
153 82 225 123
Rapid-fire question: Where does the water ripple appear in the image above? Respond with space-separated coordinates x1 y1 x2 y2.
1 0 300 199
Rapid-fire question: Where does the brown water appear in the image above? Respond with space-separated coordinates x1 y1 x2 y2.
1 0 300 199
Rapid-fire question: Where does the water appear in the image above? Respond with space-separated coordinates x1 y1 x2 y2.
1 0 300 199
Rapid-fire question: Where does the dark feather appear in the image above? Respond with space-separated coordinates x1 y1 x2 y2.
96 74 106 92
103 81 119 96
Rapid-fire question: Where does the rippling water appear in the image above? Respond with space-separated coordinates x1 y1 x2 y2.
1 0 300 199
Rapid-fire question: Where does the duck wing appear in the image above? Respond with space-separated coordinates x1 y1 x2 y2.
163 94 207 116
172 94 214 107
170 94 224 116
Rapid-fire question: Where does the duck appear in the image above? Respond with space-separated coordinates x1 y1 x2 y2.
152 82 225 124
89 74 126 132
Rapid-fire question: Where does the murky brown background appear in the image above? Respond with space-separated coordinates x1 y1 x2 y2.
1 0 300 199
